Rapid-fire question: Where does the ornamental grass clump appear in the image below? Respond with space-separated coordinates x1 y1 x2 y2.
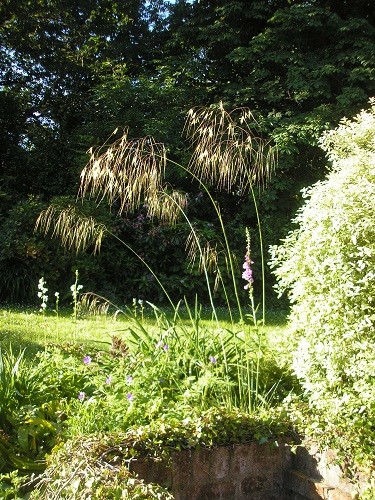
36 102 275 322
26 112 300 498
34 103 282 417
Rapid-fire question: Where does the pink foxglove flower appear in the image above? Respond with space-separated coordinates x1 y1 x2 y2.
242 254 254 290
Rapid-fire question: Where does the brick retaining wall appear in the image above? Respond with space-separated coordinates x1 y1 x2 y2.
128 439 371 499
130 439 291 499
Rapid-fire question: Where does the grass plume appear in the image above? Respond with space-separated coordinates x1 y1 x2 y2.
36 103 276 319
185 102 276 192
35 204 106 254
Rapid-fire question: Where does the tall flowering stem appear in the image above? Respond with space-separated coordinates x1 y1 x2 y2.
243 228 257 327
37 277 48 314
242 227 264 412
71 269 83 321
249 185 266 326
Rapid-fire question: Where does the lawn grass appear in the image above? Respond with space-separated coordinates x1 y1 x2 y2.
0 306 118 353
0 303 290 359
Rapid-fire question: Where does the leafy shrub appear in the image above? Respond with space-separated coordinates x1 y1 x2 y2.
102 213 219 304
0 192 251 307
270 101 375 469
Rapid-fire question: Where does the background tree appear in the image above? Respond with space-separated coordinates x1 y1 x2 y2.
0 0 155 195
164 0 375 202
0 0 374 305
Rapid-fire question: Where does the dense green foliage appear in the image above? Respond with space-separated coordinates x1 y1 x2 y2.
1 1 374 494
270 101 375 478
0 305 294 496
0 0 374 304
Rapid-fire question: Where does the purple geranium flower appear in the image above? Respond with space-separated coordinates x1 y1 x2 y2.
78 391 86 401
209 355 217 364
83 355 92 365
126 393 134 402
105 376 112 385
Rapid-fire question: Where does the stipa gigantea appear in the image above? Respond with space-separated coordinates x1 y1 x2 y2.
35 103 279 414
36 204 177 309
185 229 219 276
184 103 276 322
80 131 167 216
36 103 276 324
147 189 189 225
185 102 276 192
185 229 236 321
35 204 106 255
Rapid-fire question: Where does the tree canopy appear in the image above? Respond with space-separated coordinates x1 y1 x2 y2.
0 0 374 304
